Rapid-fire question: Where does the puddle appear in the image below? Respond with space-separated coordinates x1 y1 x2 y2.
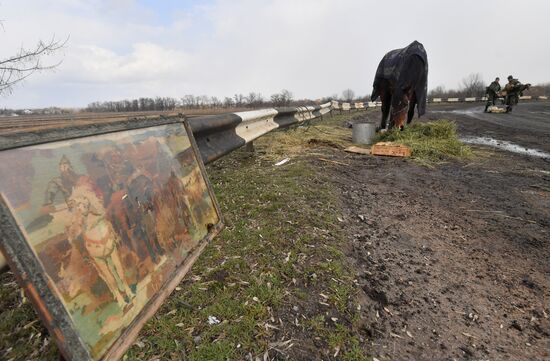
528 169 550 175
461 136 550 159
430 108 483 116
449 109 482 115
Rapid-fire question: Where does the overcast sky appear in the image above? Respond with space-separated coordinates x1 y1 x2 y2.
1 0 549 108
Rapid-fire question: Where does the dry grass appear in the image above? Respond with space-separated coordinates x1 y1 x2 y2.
254 113 355 161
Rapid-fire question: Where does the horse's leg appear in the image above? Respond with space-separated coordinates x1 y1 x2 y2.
380 91 391 130
388 99 395 129
407 93 416 124
389 93 400 129
93 258 127 306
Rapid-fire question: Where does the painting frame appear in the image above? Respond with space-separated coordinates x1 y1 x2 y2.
0 116 224 361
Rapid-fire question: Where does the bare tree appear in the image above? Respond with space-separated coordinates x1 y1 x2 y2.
342 89 355 102
0 35 67 96
428 85 446 98
270 93 282 106
527 82 550 97
199 95 210 108
223 97 234 108
210 96 222 108
181 94 197 109
234 93 245 107
461 73 485 97
246 92 264 108
281 89 293 106
269 89 293 107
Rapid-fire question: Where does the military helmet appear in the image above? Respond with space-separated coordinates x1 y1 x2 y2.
59 155 71 166
507 75 513 80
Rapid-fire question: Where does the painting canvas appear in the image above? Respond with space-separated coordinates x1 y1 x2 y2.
0 120 222 360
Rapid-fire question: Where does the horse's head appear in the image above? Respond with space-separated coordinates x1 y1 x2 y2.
392 107 407 130
391 89 414 130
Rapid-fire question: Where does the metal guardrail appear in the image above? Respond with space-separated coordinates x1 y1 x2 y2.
189 102 333 163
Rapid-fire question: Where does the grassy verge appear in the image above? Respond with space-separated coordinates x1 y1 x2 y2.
375 120 472 164
0 111 367 361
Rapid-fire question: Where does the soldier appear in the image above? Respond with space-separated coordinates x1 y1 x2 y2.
504 75 531 113
484 77 501 112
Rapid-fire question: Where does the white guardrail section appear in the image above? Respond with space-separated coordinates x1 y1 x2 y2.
234 104 333 144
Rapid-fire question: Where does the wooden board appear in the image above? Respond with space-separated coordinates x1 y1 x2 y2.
371 142 412 157
344 146 371 155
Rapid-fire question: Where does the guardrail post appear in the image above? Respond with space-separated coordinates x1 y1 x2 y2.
245 141 255 153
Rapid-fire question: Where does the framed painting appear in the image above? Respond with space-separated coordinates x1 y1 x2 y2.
0 117 223 360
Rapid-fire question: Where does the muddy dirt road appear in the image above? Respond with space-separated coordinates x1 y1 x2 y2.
329 102 549 360
428 101 550 153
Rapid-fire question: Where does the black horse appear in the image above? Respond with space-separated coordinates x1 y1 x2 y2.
371 40 428 130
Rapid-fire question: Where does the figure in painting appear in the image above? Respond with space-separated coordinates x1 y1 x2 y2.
155 170 193 252
26 156 81 233
42 155 80 212
66 182 135 309
97 148 165 265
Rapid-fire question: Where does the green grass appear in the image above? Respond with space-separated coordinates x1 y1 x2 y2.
375 120 472 164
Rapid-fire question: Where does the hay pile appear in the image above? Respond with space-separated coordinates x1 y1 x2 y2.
375 120 472 163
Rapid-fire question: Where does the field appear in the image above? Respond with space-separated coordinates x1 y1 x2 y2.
1 103 549 360
0 108 249 135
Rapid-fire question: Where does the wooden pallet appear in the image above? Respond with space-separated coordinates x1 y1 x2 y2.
371 142 412 157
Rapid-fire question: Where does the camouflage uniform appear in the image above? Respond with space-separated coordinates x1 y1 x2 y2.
504 78 523 113
484 80 501 112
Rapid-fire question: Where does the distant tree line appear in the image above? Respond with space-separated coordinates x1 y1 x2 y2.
86 97 178 113
527 83 550 97
1 88 376 116
84 88 375 113
85 89 304 113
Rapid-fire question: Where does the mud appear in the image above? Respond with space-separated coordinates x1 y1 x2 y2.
326 102 549 360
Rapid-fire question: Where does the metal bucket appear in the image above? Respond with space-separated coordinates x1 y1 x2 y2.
352 123 377 144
